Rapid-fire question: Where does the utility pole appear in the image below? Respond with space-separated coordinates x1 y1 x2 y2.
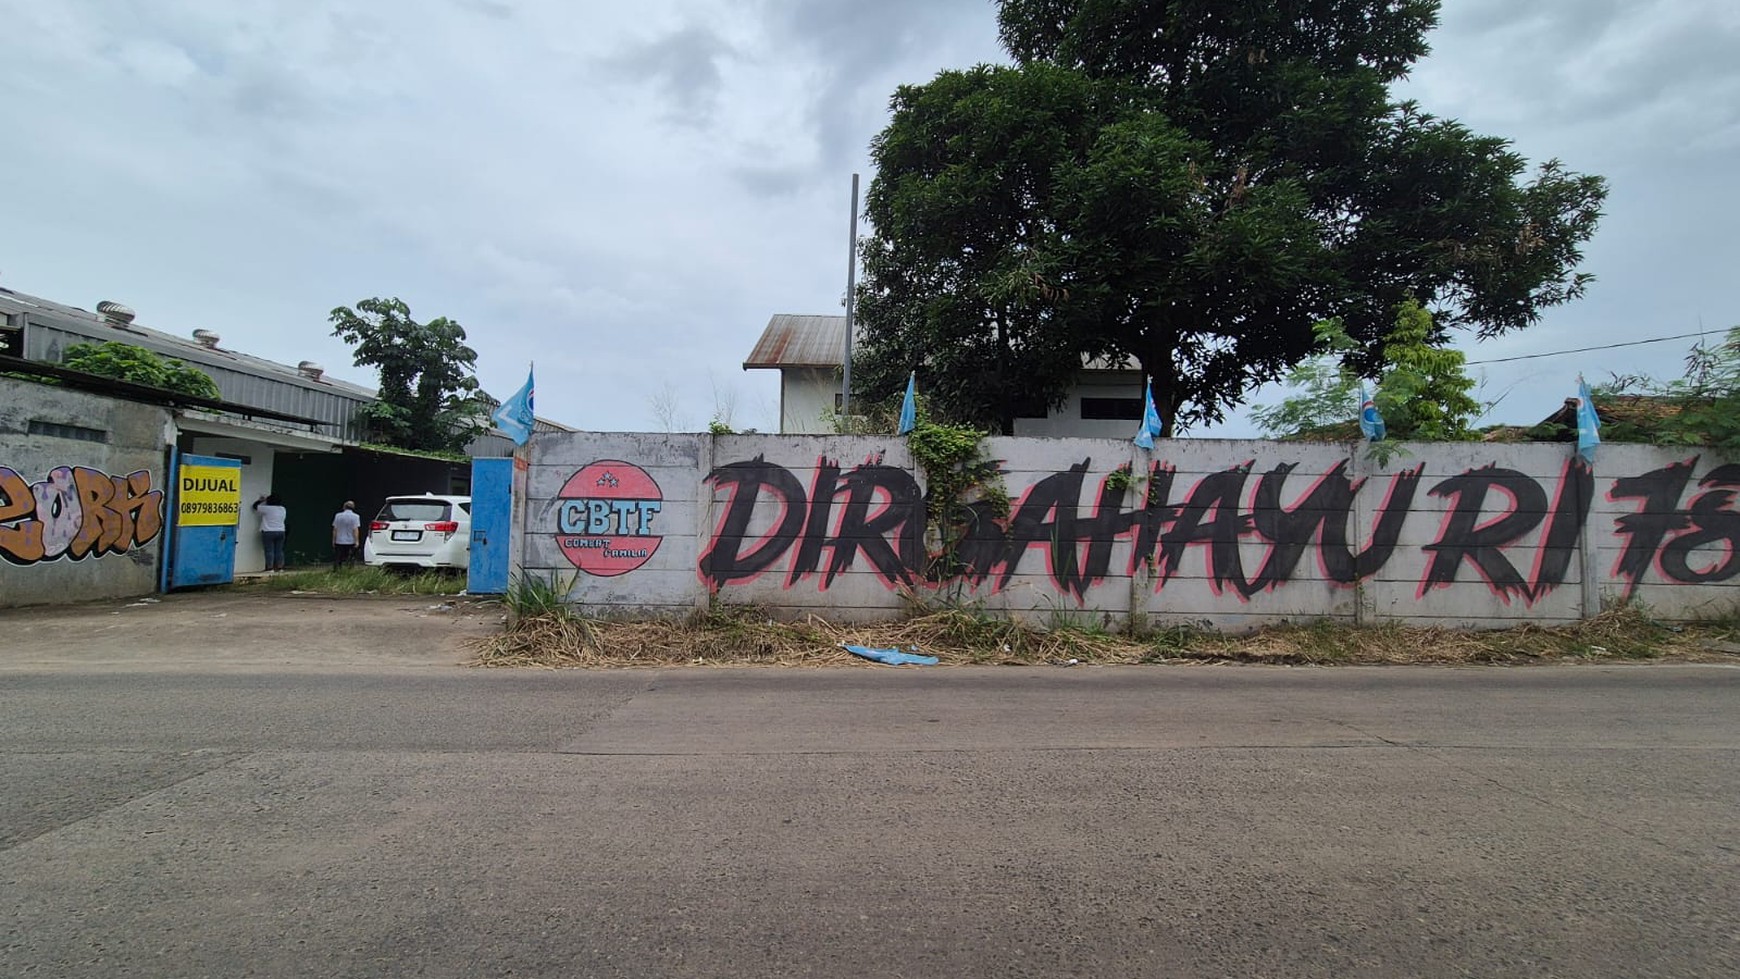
841 173 860 418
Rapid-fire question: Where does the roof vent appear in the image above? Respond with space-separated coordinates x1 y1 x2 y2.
96 301 136 326
297 360 325 380
192 329 222 348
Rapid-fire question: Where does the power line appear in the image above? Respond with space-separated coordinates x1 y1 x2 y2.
1464 330 1718 366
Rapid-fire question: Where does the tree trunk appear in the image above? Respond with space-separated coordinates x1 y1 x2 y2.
995 316 1015 436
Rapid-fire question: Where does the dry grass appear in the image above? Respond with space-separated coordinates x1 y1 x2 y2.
1148 604 1713 665
467 600 1740 670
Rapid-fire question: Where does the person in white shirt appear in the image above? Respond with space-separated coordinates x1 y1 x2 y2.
251 494 288 571
331 500 363 572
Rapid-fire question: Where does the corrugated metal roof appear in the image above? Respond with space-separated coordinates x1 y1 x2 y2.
2 287 585 441
741 312 1142 372
1 353 325 425
0 286 379 399
743 314 847 369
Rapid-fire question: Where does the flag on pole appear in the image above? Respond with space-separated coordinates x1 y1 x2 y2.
1133 379 1164 449
1359 382 1386 442
897 371 917 435
493 364 535 446
1576 375 1601 465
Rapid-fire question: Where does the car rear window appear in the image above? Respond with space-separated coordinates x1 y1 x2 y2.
378 500 451 522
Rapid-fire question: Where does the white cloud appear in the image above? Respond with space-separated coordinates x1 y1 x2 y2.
0 0 1733 436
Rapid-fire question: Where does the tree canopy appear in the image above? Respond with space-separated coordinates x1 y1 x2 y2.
62 341 222 400
1251 300 1481 441
329 297 487 454
854 0 1607 435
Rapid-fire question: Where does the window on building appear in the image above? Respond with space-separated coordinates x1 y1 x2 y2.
1012 390 1052 420
1080 397 1143 420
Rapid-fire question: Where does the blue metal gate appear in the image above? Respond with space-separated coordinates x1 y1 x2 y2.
467 457 513 594
169 453 242 589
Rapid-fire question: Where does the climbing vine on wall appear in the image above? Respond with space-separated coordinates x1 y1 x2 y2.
1105 464 1138 495
906 419 1008 576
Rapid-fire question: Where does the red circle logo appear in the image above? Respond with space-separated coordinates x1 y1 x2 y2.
555 460 664 576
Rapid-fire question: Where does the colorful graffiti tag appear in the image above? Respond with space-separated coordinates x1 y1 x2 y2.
555 460 664 576
697 454 1740 604
0 465 165 565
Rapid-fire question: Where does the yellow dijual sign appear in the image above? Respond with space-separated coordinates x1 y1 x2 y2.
177 465 241 526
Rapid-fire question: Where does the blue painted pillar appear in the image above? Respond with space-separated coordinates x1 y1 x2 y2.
468 457 514 593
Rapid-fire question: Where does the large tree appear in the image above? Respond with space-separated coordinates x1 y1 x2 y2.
855 0 1606 435
329 297 487 453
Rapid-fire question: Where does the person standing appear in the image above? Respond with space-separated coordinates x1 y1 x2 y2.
252 494 288 572
331 500 363 572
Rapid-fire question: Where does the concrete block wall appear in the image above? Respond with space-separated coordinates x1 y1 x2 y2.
2 381 173 607
523 432 711 618
519 432 1740 629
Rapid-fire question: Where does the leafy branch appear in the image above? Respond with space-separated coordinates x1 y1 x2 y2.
62 341 221 400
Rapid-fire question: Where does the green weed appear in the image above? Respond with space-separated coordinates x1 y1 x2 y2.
243 566 462 595
503 570 578 620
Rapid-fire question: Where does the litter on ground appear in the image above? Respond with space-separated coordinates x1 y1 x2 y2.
841 644 938 667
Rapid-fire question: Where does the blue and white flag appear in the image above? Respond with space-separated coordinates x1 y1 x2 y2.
897 371 917 436
1576 375 1601 465
492 364 535 446
1133 379 1164 449
1359 382 1386 442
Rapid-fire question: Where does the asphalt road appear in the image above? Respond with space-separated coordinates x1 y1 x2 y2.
3 650 1737 977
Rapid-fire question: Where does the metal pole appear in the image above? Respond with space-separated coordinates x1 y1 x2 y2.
159 443 179 594
841 172 860 419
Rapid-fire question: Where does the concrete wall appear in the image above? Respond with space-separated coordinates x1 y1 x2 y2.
1011 370 1145 439
783 368 1147 439
519 432 1740 628
780 368 838 434
1 379 172 606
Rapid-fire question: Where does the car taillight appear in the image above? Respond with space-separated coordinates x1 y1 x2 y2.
424 521 459 534
370 521 390 531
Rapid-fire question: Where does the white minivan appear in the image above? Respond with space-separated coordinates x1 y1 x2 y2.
363 494 471 570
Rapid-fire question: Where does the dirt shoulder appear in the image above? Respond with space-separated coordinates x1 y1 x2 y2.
8 590 1738 673
473 603 1740 669
0 591 502 673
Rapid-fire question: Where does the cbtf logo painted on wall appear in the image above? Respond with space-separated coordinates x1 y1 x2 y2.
555 460 663 576
0 465 165 565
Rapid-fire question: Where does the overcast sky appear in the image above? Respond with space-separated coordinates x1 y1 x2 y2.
2 0 1735 435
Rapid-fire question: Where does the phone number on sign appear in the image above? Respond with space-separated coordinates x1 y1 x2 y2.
180 501 239 515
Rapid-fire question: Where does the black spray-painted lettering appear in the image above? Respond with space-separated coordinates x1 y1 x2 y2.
1419 461 1593 603
694 454 1740 603
1609 459 1740 595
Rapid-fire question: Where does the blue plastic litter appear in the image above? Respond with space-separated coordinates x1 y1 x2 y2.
842 644 938 666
